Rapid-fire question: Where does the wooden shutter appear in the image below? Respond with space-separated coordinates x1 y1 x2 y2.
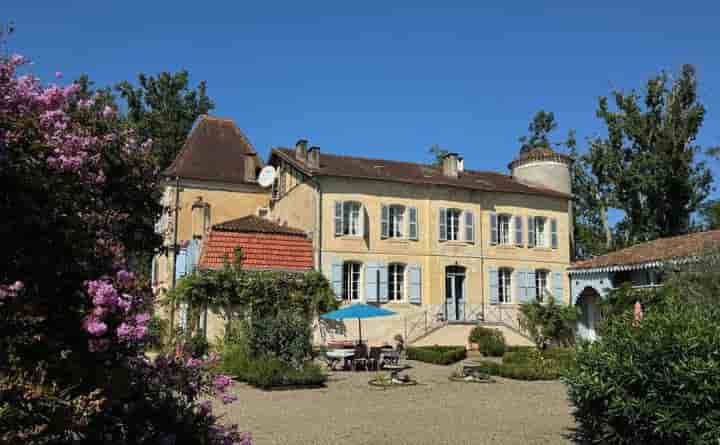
517 269 528 303
334 201 343 237
365 263 379 303
408 265 422 304
551 218 558 249
439 208 447 241
489 267 498 304
515 216 523 246
380 205 389 239
490 212 498 245
527 270 537 301
527 215 535 247
464 210 475 243
408 207 418 240
378 263 389 303
331 261 343 301
175 249 188 280
552 271 563 303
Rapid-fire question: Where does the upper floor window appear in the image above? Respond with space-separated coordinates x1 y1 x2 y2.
498 268 512 303
388 263 405 301
497 214 511 245
446 208 461 241
203 204 211 235
535 269 549 302
389 205 405 238
342 262 361 301
534 216 547 247
334 201 363 236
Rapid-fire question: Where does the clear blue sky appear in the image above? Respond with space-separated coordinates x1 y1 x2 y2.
5 1 720 184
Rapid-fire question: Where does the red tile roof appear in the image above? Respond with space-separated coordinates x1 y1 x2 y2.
271 148 570 199
570 230 720 271
213 215 307 236
164 115 263 185
199 217 313 272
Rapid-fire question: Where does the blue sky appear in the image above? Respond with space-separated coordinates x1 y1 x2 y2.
5 1 720 186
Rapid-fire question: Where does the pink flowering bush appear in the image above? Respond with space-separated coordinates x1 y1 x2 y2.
0 54 250 444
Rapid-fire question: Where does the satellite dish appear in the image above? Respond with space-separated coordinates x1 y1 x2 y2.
257 166 277 188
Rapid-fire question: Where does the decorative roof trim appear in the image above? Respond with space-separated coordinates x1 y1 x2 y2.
569 256 699 275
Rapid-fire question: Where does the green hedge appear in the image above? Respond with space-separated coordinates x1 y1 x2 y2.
406 346 467 365
468 347 576 381
468 327 506 357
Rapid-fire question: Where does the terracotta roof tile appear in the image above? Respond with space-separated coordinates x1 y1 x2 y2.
271 148 570 199
570 230 720 271
164 115 263 185
199 217 313 271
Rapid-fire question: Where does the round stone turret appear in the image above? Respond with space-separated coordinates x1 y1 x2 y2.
508 146 572 195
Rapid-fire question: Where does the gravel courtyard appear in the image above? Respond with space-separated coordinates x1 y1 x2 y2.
215 360 576 445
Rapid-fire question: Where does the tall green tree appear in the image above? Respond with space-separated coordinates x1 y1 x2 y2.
428 143 449 165
116 71 215 171
519 110 557 152
592 64 713 245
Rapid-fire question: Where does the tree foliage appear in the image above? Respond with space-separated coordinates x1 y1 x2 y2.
518 298 578 348
116 70 214 171
428 143 449 165
519 110 557 152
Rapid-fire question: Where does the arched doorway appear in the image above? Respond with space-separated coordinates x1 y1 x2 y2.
576 287 601 341
445 266 466 321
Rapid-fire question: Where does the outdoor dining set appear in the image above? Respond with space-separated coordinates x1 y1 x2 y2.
323 341 402 371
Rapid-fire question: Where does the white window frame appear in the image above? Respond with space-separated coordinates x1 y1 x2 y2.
534 216 547 247
342 262 361 301
498 268 512 303
498 214 511 245
388 263 405 301
446 208 461 241
389 205 405 239
342 201 362 236
535 269 549 302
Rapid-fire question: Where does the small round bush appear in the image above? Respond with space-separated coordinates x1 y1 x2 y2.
468 327 506 357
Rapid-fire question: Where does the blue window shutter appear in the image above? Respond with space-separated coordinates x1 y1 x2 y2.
175 249 188 280
515 216 523 246
334 201 343 237
527 215 535 247
331 261 343 301
365 263 379 302
408 207 418 240
551 218 558 249
552 271 563 303
378 263 389 303
490 212 498 245
187 239 201 273
517 270 527 303
464 210 475 243
408 265 422 304
381 205 389 239
489 267 498 304
527 270 537 301
438 208 447 241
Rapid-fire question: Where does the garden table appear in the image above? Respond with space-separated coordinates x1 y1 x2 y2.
326 349 355 370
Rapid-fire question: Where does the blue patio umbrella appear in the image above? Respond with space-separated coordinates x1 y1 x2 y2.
320 304 396 344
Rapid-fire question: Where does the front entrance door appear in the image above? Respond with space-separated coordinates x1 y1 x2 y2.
577 289 600 341
445 266 466 321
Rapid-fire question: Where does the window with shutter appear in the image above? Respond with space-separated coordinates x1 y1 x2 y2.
331 261 343 301
380 205 389 239
439 208 447 241
489 267 499 304
365 263 379 302
388 264 405 301
408 207 418 240
552 271 563 303
408 265 422 304
551 218 558 249
464 210 475 243
515 216 523 246
497 214 511 245
388 205 405 238
527 215 535 247
334 201 343 237
378 264 389 303
490 212 498 245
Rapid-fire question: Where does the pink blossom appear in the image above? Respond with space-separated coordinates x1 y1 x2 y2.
212 374 233 392
84 317 107 336
116 322 133 339
135 312 151 324
116 269 134 286
221 393 238 405
87 280 118 307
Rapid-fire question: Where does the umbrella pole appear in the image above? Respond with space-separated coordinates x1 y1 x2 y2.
358 318 362 345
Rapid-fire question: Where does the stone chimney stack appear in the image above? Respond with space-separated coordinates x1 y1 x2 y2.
442 153 460 178
457 157 464 173
295 139 308 162
307 146 320 168
191 197 206 239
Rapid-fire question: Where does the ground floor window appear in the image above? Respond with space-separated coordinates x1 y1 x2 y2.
388 263 405 301
342 262 361 301
498 268 512 303
535 269 549 302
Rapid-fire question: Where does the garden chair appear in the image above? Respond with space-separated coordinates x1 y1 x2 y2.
368 347 382 371
352 343 369 371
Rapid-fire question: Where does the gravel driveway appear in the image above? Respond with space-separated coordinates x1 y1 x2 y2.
214 360 576 445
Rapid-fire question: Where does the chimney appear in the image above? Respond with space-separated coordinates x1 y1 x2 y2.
295 139 308 162
442 152 460 178
307 146 320 168
457 157 464 173
244 154 256 182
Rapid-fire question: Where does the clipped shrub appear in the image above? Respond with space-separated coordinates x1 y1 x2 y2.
245 311 312 367
468 327 506 357
243 357 326 389
406 346 467 365
469 360 502 376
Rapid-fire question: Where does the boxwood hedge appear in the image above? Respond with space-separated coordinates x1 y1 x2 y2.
406 345 467 365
